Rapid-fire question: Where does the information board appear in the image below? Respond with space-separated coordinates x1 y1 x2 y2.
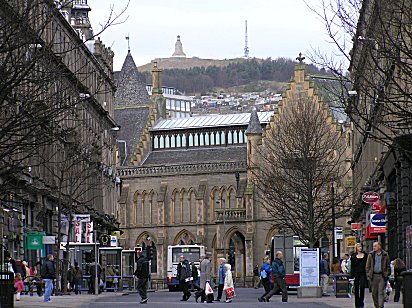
299 248 320 287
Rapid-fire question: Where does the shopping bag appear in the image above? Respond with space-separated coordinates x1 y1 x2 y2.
205 282 214 295
225 286 235 299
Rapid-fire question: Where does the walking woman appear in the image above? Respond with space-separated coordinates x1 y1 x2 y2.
350 243 368 308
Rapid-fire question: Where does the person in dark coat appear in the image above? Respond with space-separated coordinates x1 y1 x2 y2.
72 262 83 295
89 258 102 294
350 243 368 308
393 257 406 302
134 250 150 304
190 262 201 292
40 254 56 303
262 251 288 302
176 255 191 301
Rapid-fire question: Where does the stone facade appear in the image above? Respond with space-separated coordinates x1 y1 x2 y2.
115 60 351 286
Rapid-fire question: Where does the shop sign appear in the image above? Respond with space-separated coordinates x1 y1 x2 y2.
73 214 91 243
42 236 55 245
346 236 356 248
27 234 43 250
362 191 380 204
370 213 386 234
351 223 362 231
110 235 118 247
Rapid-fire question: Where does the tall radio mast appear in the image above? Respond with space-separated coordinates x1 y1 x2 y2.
244 20 249 58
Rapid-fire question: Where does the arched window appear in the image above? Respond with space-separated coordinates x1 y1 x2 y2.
136 194 143 225
173 190 182 224
182 190 190 223
228 188 236 208
189 190 197 223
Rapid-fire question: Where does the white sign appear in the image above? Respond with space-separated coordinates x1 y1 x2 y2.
86 221 94 243
73 214 91 243
335 227 343 240
110 235 118 247
42 236 56 245
299 248 320 287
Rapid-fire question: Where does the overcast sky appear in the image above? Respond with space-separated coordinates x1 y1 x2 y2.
88 0 337 71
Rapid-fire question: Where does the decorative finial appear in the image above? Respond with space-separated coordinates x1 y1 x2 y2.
296 52 305 64
125 34 130 52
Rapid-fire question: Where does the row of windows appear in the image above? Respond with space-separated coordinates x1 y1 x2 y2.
166 99 191 112
152 129 247 149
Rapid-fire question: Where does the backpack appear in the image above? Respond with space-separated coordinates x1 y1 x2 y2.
260 268 267 279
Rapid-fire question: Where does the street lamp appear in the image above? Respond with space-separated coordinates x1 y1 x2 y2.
331 182 336 259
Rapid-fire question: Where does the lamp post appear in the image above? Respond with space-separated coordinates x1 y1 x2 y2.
94 230 98 295
331 182 336 259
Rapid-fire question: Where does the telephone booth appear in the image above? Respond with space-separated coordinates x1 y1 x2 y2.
121 250 136 290
68 242 96 292
99 247 122 291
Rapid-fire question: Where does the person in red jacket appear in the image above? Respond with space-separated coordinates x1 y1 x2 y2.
14 273 25 301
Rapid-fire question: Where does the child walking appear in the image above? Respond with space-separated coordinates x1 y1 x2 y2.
14 273 25 301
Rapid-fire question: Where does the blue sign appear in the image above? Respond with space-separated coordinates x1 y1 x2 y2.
371 214 386 226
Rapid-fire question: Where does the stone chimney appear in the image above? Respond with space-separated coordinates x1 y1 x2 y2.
172 35 186 57
151 61 166 119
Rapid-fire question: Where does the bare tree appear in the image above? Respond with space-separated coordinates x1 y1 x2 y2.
252 95 351 247
308 0 412 152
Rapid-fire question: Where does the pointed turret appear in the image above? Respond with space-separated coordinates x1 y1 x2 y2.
246 108 263 171
172 35 186 57
246 108 263 135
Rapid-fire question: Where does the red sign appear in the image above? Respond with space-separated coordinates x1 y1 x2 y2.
362 191 380 204
351 223 362 231
372 199 381 211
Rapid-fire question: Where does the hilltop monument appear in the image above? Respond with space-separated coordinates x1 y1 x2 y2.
172 35 186 57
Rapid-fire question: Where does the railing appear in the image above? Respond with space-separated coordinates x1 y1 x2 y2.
215 208 247 221
118 161 247 177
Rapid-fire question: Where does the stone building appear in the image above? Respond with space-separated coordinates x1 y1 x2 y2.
349 0 412 263
115 55 351 285
0 0 119 266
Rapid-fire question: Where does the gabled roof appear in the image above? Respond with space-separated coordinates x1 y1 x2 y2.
151 111 273 131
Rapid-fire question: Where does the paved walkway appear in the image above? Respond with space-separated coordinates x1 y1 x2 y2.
12 289 404 308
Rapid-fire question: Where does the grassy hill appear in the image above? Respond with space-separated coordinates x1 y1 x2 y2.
137 57 328 95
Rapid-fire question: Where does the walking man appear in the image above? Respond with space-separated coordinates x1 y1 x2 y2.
40 254 56 303
253 265 261 288
262 251 288 302
176 255 191 301
366 241 390 308
134 250 150 304
341 254 350 274
320 253 331 296
199 252 213 303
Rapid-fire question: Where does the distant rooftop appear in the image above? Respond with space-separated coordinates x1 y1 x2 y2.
151 112 273 131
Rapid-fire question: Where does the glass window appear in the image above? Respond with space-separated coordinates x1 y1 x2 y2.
172 247 201 263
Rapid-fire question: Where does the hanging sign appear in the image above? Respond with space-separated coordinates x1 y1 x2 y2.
346 236 356 248
27 234 43 250
351 223 362 231
370 213 386 234
362 191 380 204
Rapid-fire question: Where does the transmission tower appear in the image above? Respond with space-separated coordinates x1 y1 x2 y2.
244 20 249 58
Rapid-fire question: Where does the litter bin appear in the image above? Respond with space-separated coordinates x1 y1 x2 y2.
0 271 15 308
402 270 412 307
334 274 350 298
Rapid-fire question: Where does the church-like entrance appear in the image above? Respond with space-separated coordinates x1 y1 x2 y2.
227 231 246 286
